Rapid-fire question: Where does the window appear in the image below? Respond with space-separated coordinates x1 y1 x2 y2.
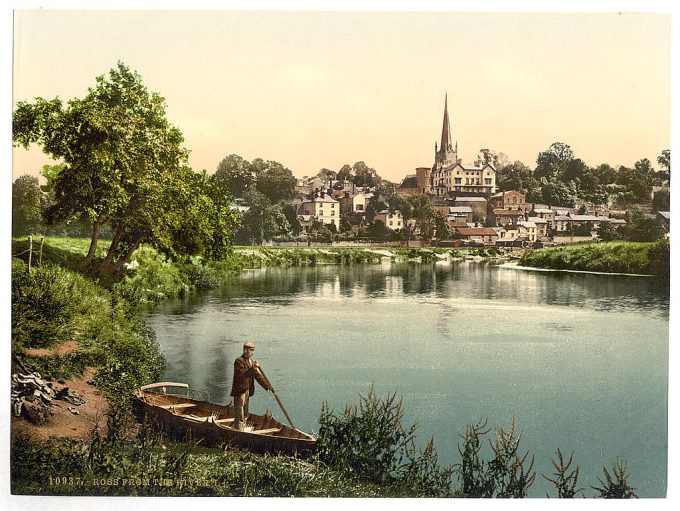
356 204 364 211
331 203 335 208
331 211 335 216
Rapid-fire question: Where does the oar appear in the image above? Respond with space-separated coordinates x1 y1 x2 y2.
255 365 297 430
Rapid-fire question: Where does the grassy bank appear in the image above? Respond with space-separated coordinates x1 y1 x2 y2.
518 240 669 277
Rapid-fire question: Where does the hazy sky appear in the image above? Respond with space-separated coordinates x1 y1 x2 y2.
12 8 671 183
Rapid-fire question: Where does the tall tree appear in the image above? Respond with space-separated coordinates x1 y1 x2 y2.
255 159 297 203
12 175 44 236
13 62 224 273
214 154 256 198
535 142 574 180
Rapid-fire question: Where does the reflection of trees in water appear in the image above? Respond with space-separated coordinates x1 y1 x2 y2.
155 262 669 318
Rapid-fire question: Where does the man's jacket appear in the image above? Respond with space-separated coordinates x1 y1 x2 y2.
230 355 269 397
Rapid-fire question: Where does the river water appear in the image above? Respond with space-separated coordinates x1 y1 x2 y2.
143 260 669 497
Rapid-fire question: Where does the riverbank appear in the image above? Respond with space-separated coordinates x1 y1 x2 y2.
518 240 669 278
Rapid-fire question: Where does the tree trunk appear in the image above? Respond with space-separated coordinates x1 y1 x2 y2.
112 236 143 273
103 220 126 265
81 218 101 268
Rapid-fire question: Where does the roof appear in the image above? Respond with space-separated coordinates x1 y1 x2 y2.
377 209 402 216
492 208 524 216
301 195 338 204
454 196 487 202
491 190 524 198
569 215 600 222
455 162 496 172
531 217 548 223
455 227 499 236
607 218 627 224
554 215 572 221
531 208 554 214
449 206 473 213
657 211 670 220
517 221 537 228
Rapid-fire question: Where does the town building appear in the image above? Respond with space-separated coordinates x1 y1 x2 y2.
454 227 499 245
489 190 526 211
488 208 524 227
375 210 404 230
296 191 340 228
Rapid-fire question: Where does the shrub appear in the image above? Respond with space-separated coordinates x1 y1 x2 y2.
542 448 583 498
113 246 188 305
11 259 78 350
317 387 453 496
455 416 536 498
592 459 638 498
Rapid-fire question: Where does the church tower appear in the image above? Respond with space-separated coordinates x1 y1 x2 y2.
434 94 458 169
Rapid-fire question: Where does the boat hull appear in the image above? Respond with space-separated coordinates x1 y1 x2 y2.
133 384 316 457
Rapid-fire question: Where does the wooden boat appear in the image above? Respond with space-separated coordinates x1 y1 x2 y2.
133 382 316 456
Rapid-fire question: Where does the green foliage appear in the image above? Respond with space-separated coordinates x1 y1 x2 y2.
13 62 233 274
619 208 665 242
11 419 385 497
455 416 536 498
112 246 188 304
11 259 78 350
542 449 583 498
12 253 164 402
12 174 45 236
519 240 669 276
317 387 453 496
592 459 638 498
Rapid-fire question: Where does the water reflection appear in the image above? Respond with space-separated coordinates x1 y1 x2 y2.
161 261 669 319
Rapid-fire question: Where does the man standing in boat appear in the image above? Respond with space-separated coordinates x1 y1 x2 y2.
230 342 271 430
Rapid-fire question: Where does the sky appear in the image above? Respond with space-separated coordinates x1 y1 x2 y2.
10 5 671 184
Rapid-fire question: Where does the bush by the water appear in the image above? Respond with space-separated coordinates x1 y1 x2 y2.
519 240 669 277
317 387 454 496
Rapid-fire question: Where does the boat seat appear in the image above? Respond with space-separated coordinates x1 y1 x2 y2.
160 403 196 410
256 427 282 435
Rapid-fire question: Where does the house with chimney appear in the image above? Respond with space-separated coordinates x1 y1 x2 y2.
296 190 340 228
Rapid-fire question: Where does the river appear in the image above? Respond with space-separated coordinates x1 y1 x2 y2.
143 260 669 497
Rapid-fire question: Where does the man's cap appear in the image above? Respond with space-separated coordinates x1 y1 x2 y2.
243 342 256 350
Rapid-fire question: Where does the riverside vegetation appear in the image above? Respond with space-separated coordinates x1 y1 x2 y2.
519 239 670 278
11 237 644 497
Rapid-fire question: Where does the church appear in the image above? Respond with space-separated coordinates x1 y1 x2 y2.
406 95 497 197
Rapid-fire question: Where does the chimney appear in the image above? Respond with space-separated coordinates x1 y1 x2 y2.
320 190 325 199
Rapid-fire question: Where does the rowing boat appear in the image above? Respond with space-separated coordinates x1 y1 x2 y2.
133 382 316 456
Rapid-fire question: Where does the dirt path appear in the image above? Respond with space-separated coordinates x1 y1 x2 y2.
11 340 111 442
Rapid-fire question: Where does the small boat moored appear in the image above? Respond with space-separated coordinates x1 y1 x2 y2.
133 382 316 457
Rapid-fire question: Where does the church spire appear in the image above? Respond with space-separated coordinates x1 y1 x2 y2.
435 93 456 167
440 93 453 153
